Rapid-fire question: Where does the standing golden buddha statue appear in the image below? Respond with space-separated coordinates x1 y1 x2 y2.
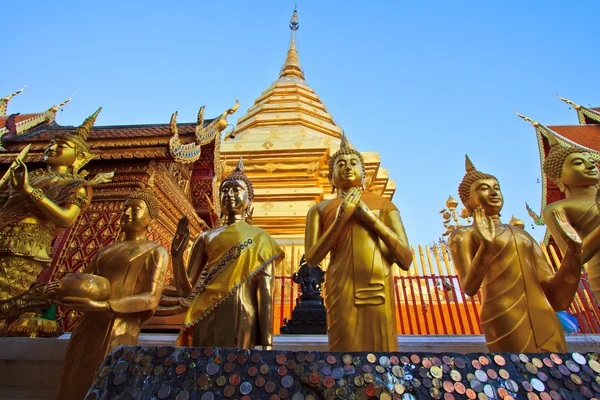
304 135 412 352
449 155 583 353
171 158 284 349
541 136 600 301
44 179 169 400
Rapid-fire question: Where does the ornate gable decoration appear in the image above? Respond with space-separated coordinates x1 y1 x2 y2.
169 99 239 164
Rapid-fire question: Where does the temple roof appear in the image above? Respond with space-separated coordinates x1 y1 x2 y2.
0 120 208 163
558 95 600 125
546 124 600 151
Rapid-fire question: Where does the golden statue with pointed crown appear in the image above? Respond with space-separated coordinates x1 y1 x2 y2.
169 157 284 349
449 155 583 352
541 135 600 302
44 174 168 400
0 108 104 316
304 134 412 352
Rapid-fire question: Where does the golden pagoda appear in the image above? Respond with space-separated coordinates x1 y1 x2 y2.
221 9 396 271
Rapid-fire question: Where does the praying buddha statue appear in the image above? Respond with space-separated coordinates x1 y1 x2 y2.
170 157 284 349
304 135 412 352
449 155 583 352
44 178 169 400
541 136 600 301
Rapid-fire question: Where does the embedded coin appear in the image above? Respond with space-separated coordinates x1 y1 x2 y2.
292 394 304 400
390 356 400 365
423 359 433 369
261 364 270 375
526 363 538 375
327 355 337 365
479 356 490 366
403 394 417 400
454 357 466 369
364 373 375 383
113 374 126 386
410 354 421 364
431 366 443 379
248 366 258 377
157 386 170 399
264 381 276 393
522 381 533 392
240 382 252 395
255 376 266 388
394 383 405 394
99 366 110 378
454 382 466 394
543 358 554 369
216 376 227 386
549 354 562 365
134 353 143 363
223 386 235 398
392 365 404 378
321 366 331 376
206 363 219 375
252 353 261 363
570 373 582 385
367 354 377 363
201 393 215 400
343 355 353 365
519 354 530 364
475 370 488 383
197 376 209 386
432 378 442 389
443 381 455 393
565 360 580 373
229 374 241 386
572 353 586 365
483 384 495 398
278 366 288 376
114 361 128 374
505 379 519 393
176 391 189 400
379 356 391 368
153 365 164 376
465 388 477 399
331 367 344 379
472 360 482 370
532 358 543 369
531 378 545 392
375 366 386 374
450 370 462 382
176 364 186 375
282 375 294 389
589 359 600 373
354 375 365 387
430 387 442 399
191 349 201 359
494 355 506 366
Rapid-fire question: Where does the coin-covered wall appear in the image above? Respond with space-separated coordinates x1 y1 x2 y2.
87 346 600 400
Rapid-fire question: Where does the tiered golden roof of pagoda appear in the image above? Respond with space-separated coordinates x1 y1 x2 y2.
221 9 396 238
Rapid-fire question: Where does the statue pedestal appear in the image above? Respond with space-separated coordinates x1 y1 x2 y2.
280 293 327 335
85 344 600 400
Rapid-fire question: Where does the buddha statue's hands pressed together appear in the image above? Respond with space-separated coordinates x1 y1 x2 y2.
304 135 411 352
172 158 283 349
540 138 600 301
449 155 583 353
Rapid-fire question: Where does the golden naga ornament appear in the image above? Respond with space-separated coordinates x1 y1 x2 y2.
449 155 584 353
167 157 283 349
169 99 240 163
538 132 600 302
0 108 114 337
304 134 412 352
44 179 168 400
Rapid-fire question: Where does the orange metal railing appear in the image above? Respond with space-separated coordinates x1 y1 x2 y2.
273 242 600 335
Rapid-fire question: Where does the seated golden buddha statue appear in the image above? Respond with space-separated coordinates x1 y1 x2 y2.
170 158 284 349
449 155 583 353
0 108 101 303
44 180 169 400
304 135 412 352
541 136 600 301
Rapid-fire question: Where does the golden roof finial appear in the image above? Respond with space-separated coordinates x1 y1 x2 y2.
49 97 72 113
279 7 304 80
557 94 581 110
74 107 102 142
0 88 24 116
515 110 540 128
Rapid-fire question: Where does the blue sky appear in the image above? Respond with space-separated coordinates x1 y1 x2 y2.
4 1 600 246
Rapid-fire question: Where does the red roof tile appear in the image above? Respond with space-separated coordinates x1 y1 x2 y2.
0 113 45 127
548 125 600 151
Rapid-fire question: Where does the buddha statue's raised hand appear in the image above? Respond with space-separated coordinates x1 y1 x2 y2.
336 187 361 225
473 206 495 249
553 210 583 255
171 217 191 259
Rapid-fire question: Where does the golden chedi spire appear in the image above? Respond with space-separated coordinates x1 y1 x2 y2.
279 7 304 80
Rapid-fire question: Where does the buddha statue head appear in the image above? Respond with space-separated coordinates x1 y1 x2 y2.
220 157 253 219
459 155 503 216
543 136 599 193
46 107 101 174
329 134 365 192
123 174 160 233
